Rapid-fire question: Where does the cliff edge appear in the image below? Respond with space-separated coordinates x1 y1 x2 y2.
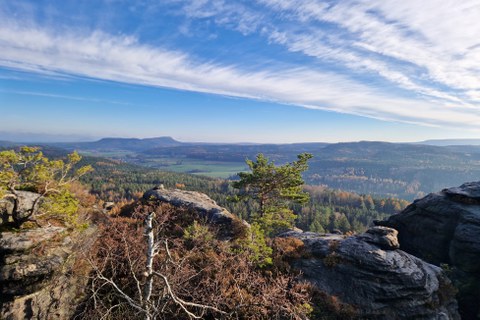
378 181 480 319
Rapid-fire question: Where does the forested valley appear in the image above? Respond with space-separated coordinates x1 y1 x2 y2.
79 155 408 234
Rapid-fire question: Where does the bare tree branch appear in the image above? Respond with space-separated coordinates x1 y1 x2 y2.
153 271 227 318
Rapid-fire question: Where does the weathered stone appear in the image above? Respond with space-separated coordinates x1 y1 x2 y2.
378 181 480 319
0 226 66 253
280 228 460 320
144 188 248 239
357 226 400 250
0 226 98 319
0 191 43 222
103 202 115 210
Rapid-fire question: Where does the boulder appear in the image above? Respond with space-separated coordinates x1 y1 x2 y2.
103 201 115 212
357 226 400 250
0 226 65 253
280 228 459 319
0 191 43 223
144 188 248 239
378 181 480 319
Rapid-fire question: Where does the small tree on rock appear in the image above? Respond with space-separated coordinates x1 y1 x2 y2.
0 146 92 228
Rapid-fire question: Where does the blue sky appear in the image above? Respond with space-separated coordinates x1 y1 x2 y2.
0 0 479 143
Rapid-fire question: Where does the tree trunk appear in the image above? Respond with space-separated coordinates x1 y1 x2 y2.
143 212 155 320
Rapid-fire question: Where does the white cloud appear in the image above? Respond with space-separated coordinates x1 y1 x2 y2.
259 0 480 103
178 0 263 35
0 89 135 106
1 2 480 130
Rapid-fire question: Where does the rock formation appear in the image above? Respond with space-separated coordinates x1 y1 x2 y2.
0 225 97 319
280 227 459 320
0 191 43 225
147 188 459 319
144 188 248 239
378 181 480 319
0 187 464 319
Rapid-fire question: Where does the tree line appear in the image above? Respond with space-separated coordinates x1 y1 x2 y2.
79 155 408 233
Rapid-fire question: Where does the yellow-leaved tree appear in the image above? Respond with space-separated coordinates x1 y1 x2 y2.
0 146 92 228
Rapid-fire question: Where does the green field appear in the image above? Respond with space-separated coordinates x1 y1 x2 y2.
77 150 248 179
123 156 247 179
153 159 247 178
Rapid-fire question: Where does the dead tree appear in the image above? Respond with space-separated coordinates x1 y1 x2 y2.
89 212 226 320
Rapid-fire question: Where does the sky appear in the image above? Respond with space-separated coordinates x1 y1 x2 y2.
0 0 480 143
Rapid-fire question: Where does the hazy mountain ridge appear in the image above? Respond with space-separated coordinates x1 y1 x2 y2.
4 137 480 200
416 139 480 146
53 136 182 152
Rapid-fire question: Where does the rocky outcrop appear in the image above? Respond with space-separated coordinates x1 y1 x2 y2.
0 226 97 319
0 191 43 224
378 181 480 319
144 188 459 319
357 226 400 250
144 187 248 239
280 227 459 320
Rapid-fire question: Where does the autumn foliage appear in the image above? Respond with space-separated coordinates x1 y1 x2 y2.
76 200 318 319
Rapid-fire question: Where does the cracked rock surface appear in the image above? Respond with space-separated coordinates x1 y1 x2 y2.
378 181 480 319
279 228 459 320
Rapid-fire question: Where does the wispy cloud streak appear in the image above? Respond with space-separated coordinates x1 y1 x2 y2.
1 1 480 129
258 0 480 103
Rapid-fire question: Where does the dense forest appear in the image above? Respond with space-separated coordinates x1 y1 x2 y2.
49 138 480 201
79 156 408 233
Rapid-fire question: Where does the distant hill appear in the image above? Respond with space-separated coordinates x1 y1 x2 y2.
0 140 19 148
319 141 449 158
134 140 480 200
55 136 182 153
4 137 480 200
141 142 330 162
303 141 480 199
417 139 480 146
443 145 480 154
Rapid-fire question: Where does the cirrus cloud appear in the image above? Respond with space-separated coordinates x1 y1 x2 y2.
1 0 480 130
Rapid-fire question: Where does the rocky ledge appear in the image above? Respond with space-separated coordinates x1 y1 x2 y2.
378 181 480 319
145 187 459 319
280 226 459 320
144 187 248 239
0 225 97 319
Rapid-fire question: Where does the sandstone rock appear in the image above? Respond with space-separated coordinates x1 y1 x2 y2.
103 201 115 211
144 188 248 239
280 228 460 319
0 226 97 319
357 226 400 250
378 181 480 319
0 226 65 253
0 191 43 223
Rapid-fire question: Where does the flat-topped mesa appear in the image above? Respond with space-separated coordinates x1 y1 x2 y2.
279 227 459 320
143 188 247 239
377 181 480 319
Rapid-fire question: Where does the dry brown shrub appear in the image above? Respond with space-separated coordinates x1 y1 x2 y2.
68 181 97 207
75 199 358 320
273 237 305 259
309 289 359 320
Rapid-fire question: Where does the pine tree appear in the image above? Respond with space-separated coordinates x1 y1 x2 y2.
232 153 312 235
